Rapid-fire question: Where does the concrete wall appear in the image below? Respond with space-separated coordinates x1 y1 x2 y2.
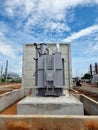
0 88 38 112
0 115 98 130
0 89 24 112
80 94 98 115
74 94 98 115
22 43 72 89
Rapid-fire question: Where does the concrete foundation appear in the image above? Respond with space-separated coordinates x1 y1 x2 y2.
17 95 84 115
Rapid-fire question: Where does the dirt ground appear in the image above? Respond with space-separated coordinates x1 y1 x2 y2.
0 101 18 115
73 82 98 101
0 84 21 95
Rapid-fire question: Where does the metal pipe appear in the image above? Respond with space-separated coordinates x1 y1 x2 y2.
90 64 92 76
0 66 3 84
95 63 98 74
5 60 8 84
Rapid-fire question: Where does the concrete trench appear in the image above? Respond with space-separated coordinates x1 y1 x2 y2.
0 88 98 129
74 94 98 115
0 88 24 112
0 88 35 112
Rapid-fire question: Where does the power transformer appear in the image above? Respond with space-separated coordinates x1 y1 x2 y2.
34 43 65 96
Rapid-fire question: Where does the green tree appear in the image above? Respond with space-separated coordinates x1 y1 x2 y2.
1 72 21 83
82 73 92 79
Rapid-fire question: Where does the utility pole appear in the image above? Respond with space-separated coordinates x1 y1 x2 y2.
5 60 8 84
0 66 3 84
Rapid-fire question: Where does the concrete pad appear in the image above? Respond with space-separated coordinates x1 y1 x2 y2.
17 95 84 115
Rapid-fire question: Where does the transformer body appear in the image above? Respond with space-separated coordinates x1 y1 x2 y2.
34 44 65 96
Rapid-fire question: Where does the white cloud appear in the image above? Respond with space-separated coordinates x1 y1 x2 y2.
8 55 22 75
63 24 98 42
3 0 98 34
0 22 8 34
38 0 92 15
27 0 98 34
0 23 23 56
4 0 98 20
0 28 22 58
0 41 16 58
44 21 71 32
0 31 23 75
0 30 16 58
85 43 98 55
5 0 35 17
0 32 4 38
95 0 98 3
4 1 97 24
4 0 95 17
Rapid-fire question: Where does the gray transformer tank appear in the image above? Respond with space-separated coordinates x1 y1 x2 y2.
34 43 65 96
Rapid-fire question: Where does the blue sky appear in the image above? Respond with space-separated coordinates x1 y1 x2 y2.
0 0 98 77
